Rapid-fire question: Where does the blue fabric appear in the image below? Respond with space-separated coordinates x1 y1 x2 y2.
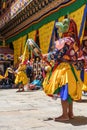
60 83 68 100
31 80 42 86
80 69 84 82
79 4 87 38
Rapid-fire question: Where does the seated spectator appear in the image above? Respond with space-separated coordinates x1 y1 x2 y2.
26 61 34 82
28 74 43 90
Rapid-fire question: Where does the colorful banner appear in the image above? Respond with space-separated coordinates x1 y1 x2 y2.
13 35 27 66
58 5 86 43
6 0 87 43
69 5 86 43
39 21 55 54
28 30 36 40
28 30 37 58
2 0 6 9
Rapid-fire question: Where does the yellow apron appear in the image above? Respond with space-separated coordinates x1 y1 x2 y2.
43 62 83 101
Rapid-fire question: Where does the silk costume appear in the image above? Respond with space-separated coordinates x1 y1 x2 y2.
43 18 84 101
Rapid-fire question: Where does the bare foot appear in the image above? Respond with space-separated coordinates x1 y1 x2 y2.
16 90 21 92
16 89 24 92
54 115 69 121
68 114 74 119
21 89 24 92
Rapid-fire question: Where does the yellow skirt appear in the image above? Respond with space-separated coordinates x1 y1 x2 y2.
43 62 83 101
15 71 28 85
82 71 87 92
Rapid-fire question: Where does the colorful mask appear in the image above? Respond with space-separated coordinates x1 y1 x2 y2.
55 18 70 33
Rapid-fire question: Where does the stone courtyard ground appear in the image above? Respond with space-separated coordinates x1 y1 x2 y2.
0 89 87 130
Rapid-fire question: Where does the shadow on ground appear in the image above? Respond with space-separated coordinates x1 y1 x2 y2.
44 116 87 126
68 116 87 126
78 99 87 103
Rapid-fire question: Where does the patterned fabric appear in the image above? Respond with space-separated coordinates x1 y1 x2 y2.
43 17 85 101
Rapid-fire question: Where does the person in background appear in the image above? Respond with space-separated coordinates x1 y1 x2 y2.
15 62 29 92
26 60 34 83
